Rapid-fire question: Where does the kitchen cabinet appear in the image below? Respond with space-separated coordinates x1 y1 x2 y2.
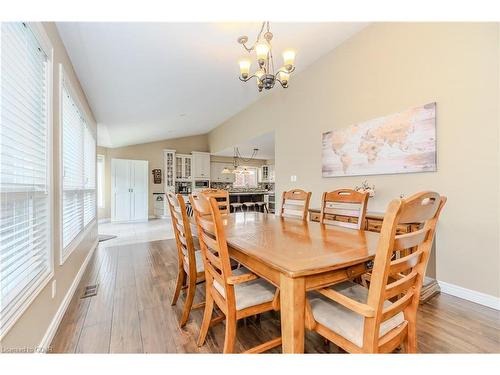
192 151 211 179
258 164 275 183
153 193 168 218
211 162 235 183
163 149 176 192
175 154 192 180
111 158 148 222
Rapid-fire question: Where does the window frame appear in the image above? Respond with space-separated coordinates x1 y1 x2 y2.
58 64 96 265
0 22 54 340
97 154 105 209
233 166 259 188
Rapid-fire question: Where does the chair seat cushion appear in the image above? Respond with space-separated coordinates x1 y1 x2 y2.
309 281 405 348
214 268 276 311
184 250 204 273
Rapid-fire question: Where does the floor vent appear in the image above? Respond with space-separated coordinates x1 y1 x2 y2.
81 284 98 299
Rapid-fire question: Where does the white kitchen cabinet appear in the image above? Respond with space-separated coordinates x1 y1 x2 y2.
153 193 168 218
175 154 192 180
210 162 235 183
163 149 176 192
192 151 211 179
111 158 149 222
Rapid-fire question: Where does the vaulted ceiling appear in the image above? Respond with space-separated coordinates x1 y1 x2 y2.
57 22 368 148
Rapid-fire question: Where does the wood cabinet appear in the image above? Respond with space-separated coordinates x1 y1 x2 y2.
308 210 420 235
211 162 235 183
175 154 192 180
192 151 211 180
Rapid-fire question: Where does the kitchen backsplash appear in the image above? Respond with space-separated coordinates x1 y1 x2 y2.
210 182 275 192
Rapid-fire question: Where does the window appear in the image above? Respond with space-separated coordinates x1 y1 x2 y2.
233 167 258 188
0 22 53 338
60 68 96 263
97 155 105 208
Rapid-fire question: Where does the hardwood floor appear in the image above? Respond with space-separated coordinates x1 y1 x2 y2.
50 239 500 353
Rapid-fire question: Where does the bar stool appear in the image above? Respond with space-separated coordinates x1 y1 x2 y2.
254 201 268 213
243 202 255 212
230 202 243 213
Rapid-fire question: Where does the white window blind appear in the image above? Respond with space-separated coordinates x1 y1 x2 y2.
61 75 96 261
0 22 52 338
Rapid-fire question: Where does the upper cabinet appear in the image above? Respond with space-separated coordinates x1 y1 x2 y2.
175 154 192 180
192 151 211 180
211 162 235 183
163 149 176 192
258 164 275 183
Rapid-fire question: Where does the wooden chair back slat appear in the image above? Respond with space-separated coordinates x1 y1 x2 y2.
393 228 429 251
166 192 197 276
320 189 368 230
359 191 446 352
384 270 418 300
189 192 236 307
280 189 311 220
381 291 414 322
389 249 423 276
202 189 230 214
398 192 441 224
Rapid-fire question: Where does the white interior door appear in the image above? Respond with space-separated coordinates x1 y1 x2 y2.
112 158 131 222
130 160 148 221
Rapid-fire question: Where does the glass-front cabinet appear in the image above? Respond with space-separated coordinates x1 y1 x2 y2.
175 154 192 180
163 149 176 192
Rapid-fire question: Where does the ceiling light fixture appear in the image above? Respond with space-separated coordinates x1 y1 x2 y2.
221 147 259 174
237 22 296 92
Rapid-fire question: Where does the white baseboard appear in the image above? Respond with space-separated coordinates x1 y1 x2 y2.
39 239 98 352
438 280 500 310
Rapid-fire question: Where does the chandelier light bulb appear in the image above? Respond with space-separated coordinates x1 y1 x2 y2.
282 49 296 71
256 42 270 62
239 59 251 79
278 70 290 86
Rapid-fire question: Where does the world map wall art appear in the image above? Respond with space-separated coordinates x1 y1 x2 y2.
321 102 437 177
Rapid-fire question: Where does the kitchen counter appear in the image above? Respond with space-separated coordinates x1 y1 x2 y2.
228 191 270 196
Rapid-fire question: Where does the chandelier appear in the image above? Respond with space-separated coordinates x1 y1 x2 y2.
222 148 259 174
237 22 296 92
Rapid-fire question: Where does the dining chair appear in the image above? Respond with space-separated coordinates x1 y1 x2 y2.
280 189 312 221
305 191 446 353
201 188 230 214
320 189 369 230
167 192 205 327
190 193 282 354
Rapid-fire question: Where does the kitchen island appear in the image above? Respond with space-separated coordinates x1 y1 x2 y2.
228 190 274 213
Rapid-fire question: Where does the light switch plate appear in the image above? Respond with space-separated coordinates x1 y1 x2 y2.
290 175 297 182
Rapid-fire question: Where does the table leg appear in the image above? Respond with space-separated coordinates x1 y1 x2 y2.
280 274 305 353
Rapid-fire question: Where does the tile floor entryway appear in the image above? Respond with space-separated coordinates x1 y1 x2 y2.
98 218 175 247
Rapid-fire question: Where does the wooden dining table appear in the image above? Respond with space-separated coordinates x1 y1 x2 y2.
192 211 380 353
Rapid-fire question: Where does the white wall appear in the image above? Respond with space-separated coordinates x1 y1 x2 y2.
209 23 500 298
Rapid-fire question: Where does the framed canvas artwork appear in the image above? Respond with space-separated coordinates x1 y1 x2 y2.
322 102 437 177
